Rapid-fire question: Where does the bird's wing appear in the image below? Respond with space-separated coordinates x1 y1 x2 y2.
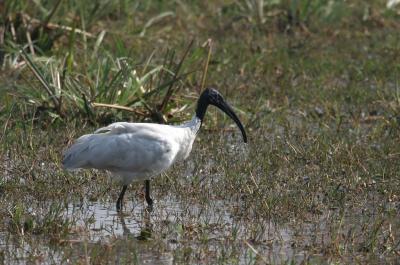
94 122 173 135
63 125 179 176
94 122 138 134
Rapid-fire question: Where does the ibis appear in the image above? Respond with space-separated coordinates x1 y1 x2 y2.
62 88 247 211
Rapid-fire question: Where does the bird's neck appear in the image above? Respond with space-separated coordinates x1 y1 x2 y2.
195 93 209 123
181 115 202 135
173 115 202 162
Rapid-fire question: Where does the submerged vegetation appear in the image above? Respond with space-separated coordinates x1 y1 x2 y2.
0 0 399 264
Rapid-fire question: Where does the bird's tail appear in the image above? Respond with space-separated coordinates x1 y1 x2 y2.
62 134 94 170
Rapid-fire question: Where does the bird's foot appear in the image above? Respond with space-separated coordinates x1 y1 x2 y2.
145 197 153 212
146 204 153 212
116 200 123 212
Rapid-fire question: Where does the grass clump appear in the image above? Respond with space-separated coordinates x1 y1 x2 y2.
3 39 208 125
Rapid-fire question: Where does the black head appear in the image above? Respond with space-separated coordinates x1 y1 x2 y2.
196 88 247 143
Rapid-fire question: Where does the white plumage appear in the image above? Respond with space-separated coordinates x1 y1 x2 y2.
62 88 247 211
63 118 200 184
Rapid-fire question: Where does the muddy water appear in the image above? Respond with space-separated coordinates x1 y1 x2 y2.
0 135 344 264
1 196 312 264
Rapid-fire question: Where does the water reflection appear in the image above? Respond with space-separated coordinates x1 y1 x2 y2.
118 210 152 241
64 199 304 265
1 197 322 264
66 201 173 265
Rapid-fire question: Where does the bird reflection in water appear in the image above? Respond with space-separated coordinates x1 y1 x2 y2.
118 208 152 241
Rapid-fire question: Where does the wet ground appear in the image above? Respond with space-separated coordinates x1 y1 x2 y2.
1 125 399 264
3 185 397 265
1 199 312 264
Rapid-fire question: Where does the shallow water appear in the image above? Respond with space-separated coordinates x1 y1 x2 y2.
1 196 313 264
1 131 398 264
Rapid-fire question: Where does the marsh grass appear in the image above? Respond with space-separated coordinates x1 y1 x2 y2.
1 0 400 264
4 39 206 125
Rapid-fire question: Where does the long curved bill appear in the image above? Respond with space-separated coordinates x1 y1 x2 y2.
215 100 247 143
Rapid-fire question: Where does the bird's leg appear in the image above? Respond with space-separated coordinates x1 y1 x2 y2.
116 185 128 212
145 179 153 210
118 212 131 235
